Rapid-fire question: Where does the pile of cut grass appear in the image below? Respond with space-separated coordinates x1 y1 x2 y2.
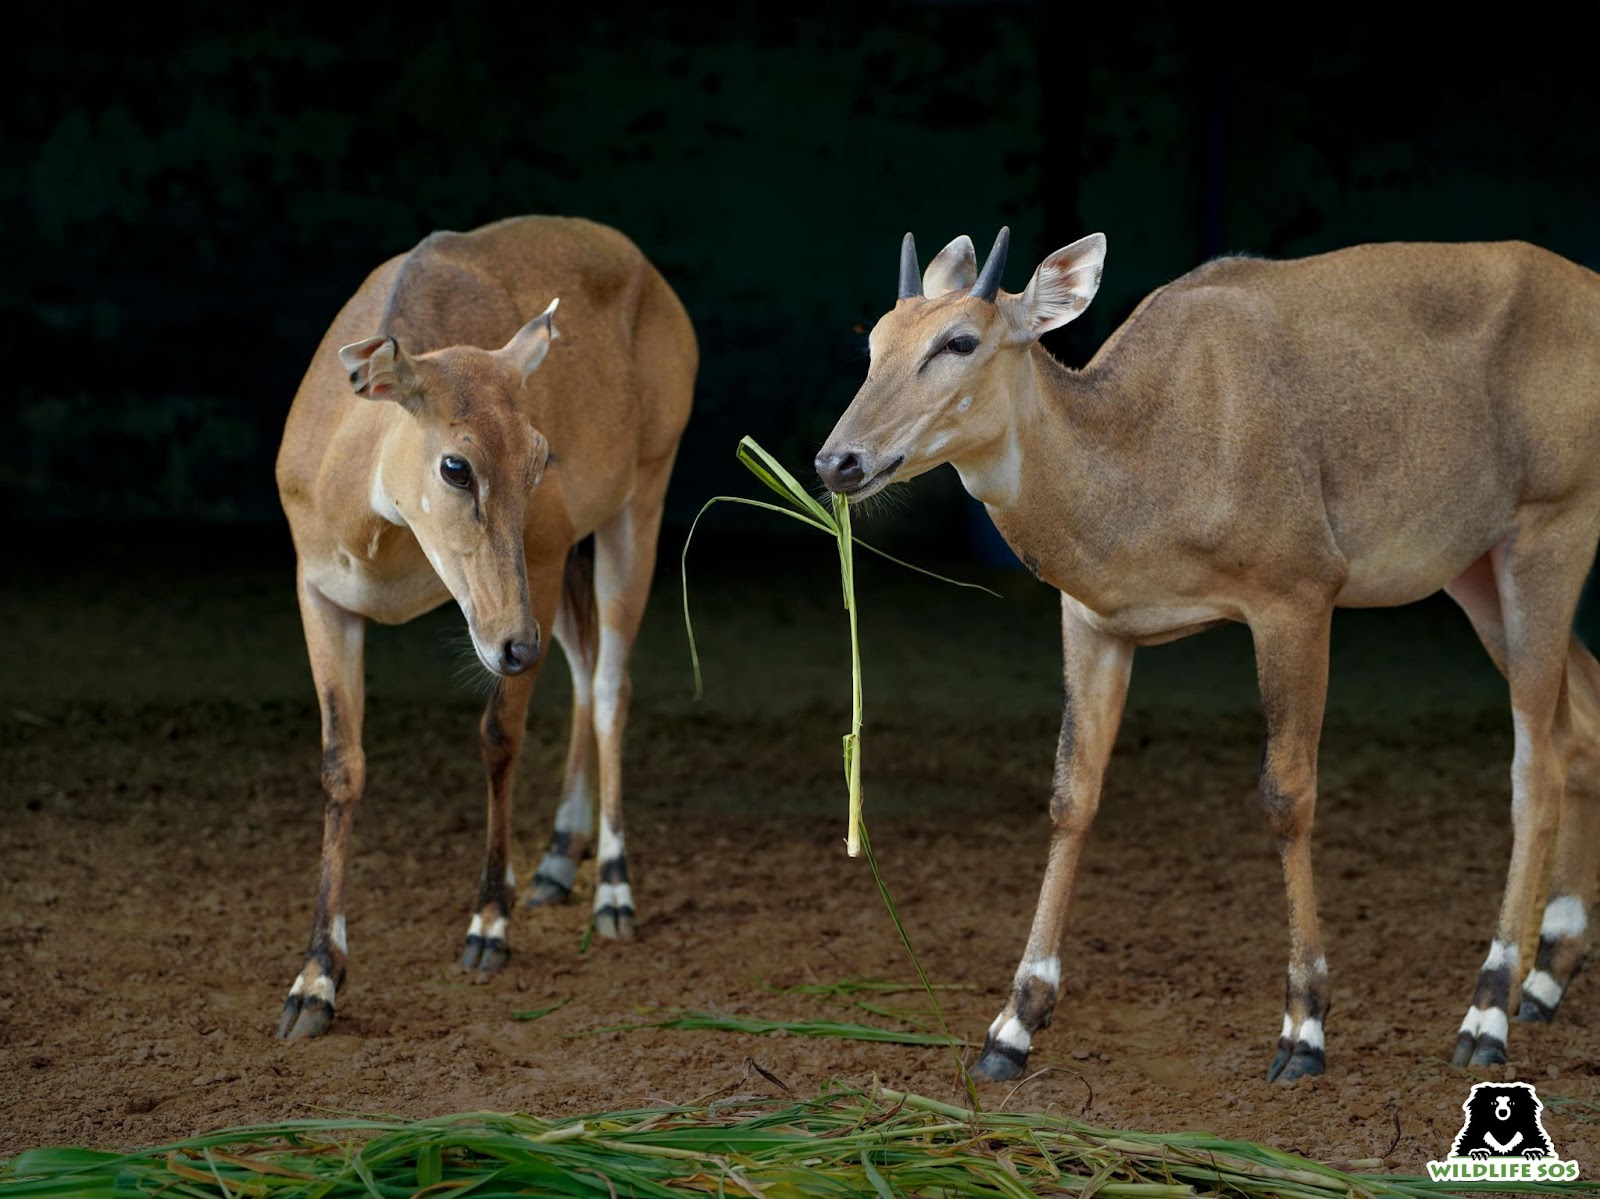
6 1084 1594 1198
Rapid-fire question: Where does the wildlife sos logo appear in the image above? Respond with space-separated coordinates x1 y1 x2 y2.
1427 1082 1580 1182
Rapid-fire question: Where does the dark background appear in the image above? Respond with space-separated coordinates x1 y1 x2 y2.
8 4 1600 546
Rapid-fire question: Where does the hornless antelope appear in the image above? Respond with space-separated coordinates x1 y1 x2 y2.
274 216 696 1038
817 227 1600 1081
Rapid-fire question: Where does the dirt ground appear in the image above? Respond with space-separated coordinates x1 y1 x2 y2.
3 526 1598 1175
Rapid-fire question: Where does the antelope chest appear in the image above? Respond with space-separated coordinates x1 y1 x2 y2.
1060 591 1233 646
304 539 450 625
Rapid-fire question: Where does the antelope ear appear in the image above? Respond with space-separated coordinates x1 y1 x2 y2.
337 335 416 404
528 429 550 487
498 297 560 385
922 235 977 298
1002 233 1105 340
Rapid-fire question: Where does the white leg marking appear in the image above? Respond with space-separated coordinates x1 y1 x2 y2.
467 913 485 938
290 971 336 1003
486 916 508 942
1523 969 1564 1008
1460 1006 1509 1041
1484 939 1519 972
1479 1007 1509 1043
1541 895 1587 939
994 1016 1031 1052
1280 1013 1294 1040
1295 1017 1325 1051
595 882 635 912
1019 955 1060 989
598 816 624 864
594 675 623 738
555 787 593 836
504 864 516 889
331 914 347 954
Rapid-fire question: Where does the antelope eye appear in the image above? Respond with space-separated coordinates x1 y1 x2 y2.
946 334 980 355
440 455 473 489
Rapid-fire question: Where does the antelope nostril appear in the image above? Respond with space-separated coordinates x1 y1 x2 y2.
502 640 537 674
816 451 865 489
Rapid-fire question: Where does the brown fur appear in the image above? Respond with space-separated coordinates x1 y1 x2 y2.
820 232 1600 1079
273 216 696 1038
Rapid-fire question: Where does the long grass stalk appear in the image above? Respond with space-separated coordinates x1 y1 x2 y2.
9 1085 1597 1199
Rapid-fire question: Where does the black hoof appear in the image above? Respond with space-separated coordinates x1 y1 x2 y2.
523 875 571 908
1451 1032 1507 1068
593 905 636 941
1267 1047 1325 1082
970 1037 1028 1083
277 993 334 1040
1516 995 1556 1023
461 934 510 980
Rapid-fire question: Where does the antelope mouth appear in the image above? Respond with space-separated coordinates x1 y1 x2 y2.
839 454 905 501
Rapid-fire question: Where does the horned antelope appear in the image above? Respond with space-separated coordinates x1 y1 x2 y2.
273 216 696 1038
816 226 1600 1081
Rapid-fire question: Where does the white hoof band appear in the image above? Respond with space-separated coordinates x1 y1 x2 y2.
987 1015 1031 1053
1458 1005 1509 1043
289 971 336 1004
1522 969 1564 1008
595 882 634 913
1483 939 1519 972
1541 896 1587 940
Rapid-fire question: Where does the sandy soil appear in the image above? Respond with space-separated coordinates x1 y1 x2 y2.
2 530 1597 1174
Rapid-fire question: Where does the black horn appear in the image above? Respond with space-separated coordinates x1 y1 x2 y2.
971 225 1010 302
897 232 923 300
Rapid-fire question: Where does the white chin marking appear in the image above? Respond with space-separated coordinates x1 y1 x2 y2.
331 914 347 954
1459 1006 1508 1042
1541 895 1587 940
467 913 485 938
957 394 973 413
1295 1017 1325 1051
1021 955 1060 989
595 882 634 912
993 1016 1030 1052
1523 969 1564 1008
1484 939 1519 972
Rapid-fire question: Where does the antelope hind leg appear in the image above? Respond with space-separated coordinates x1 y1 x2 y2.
527 541 600 908
1517 639 1600 1021
1452 528 1588 1067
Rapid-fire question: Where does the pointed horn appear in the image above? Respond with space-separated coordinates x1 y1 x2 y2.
971 225 1011 302
897 232 923 300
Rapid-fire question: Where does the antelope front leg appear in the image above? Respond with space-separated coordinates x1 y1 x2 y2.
461 671 537 981
278 579 365 1039
971 600 1132 1082
1251 605 1335 1082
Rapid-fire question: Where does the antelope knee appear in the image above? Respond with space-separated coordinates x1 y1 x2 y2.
321 744 365 803
1048 786 1096 829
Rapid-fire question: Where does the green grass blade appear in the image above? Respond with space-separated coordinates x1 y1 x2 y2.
511 996 570 1022
679 492 836 699
736 436 835 525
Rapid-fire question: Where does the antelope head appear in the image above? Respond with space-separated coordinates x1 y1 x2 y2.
337 299 559 676
816 227 1105 502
